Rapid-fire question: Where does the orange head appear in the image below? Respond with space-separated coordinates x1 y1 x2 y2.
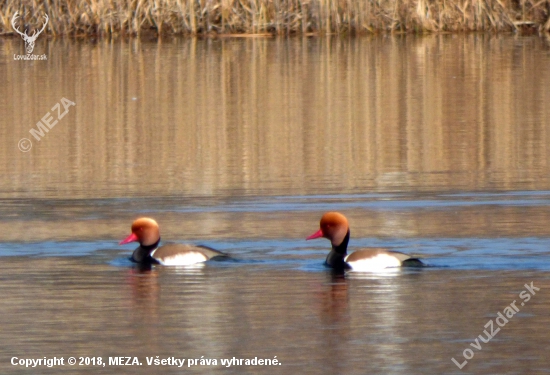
119 217 160 247
306 212 350 247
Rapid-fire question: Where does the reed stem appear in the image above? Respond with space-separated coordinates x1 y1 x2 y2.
1 0 548 36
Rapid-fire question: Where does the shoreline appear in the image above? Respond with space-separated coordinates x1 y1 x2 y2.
2 0 549 36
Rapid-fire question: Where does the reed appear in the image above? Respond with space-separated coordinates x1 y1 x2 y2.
1 0 549 36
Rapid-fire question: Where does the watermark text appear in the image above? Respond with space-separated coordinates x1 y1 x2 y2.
451 281 539 369
10 356 282 368
18 98 76 152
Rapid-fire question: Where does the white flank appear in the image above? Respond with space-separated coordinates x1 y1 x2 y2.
345 253 402 272
153 251 208 266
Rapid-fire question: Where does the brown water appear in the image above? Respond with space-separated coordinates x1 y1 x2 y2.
1 34 550 374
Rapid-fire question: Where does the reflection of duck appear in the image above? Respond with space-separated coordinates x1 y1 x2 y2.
314 272 350 375
127 268 160 302
319 272 349 324
120 218 227 266
125 268 161 349
307 212 424 271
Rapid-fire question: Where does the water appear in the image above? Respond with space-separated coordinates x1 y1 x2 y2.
1 34 550 374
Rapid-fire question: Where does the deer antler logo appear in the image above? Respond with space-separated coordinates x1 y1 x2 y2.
11 12 48 54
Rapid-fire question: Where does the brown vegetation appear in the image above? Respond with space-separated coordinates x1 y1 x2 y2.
0 0 549 36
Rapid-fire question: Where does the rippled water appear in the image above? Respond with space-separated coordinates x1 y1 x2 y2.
1 34 550 374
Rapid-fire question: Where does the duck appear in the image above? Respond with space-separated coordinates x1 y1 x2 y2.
306 212 423 271
119 217 227 266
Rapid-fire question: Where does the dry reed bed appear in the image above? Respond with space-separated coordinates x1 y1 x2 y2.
1 0 549 36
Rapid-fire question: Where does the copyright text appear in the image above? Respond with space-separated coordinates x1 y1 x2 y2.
11 356 282 368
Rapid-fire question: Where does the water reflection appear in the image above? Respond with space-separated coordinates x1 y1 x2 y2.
317 272 349 326
125 268 162 352
2 35 550 200
127 268 160 308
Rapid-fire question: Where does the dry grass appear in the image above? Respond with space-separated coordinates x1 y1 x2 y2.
1 0 549 36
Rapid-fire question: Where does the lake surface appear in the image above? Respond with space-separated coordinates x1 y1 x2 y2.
1 34 550 374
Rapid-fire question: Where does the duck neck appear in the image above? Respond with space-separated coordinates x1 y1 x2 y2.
325 230 350 270
332 230 350 255
131 238 160 263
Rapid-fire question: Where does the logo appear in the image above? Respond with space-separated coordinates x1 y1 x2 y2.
12 12 48 60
